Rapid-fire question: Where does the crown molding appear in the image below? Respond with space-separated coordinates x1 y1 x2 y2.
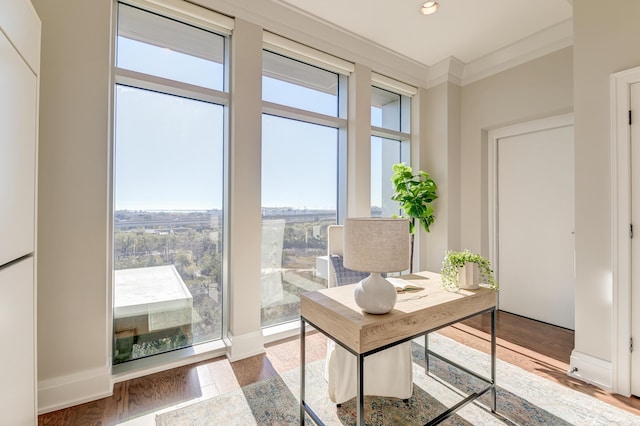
426 57 465 88
194 0 572 90
194 0 430 87
461 18 573 86
427 18 573 88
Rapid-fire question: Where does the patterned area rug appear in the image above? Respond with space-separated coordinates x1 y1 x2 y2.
156 334 639 425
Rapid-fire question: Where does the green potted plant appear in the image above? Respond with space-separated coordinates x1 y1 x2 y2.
391 163 438 272
441 249 498 291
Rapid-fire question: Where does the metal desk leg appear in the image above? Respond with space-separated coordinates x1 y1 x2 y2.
300 319 306 425
491 309 497 412
425 333 430 374
357 353 364 426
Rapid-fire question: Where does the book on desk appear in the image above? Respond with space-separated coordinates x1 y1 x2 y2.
387 277 424 292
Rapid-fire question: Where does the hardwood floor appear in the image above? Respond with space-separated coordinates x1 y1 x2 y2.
38 311 640 425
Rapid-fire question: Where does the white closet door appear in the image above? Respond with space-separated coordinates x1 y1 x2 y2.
0 22 37 266
0 258 35 425
0 1 39 422
497 123 575 330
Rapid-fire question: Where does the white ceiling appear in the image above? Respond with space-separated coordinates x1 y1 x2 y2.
275 0 573 68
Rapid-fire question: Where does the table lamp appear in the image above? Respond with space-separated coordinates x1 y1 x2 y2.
343 217 410 314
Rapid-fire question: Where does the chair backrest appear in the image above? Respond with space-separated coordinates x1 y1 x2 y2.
327 225 343 288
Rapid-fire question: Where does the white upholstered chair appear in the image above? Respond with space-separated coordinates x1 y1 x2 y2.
324 225 414 404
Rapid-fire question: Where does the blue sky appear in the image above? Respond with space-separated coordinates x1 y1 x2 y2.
114 36 384 211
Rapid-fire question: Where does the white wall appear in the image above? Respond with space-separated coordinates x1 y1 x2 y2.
572 0 640 386
348 63 373 218
225 18 264 361
33 0 113 413
460 47 574 256
419 82 462 272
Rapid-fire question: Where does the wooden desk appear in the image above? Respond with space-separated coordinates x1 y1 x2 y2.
299 271 498 425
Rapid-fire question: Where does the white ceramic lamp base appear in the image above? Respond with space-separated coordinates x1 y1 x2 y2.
353 272 398 314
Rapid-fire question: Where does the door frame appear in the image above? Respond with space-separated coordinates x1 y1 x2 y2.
611 66 640 397
488 113 574 292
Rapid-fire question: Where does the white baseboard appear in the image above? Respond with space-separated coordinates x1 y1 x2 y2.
38 365 112 414
225 330 265 361
112 339 227 384
263 320 301 345
568 350 612 391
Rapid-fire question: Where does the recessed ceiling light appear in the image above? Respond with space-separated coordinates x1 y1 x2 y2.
419 1 439 15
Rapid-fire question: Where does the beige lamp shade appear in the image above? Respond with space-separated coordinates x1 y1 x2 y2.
343 217 410 273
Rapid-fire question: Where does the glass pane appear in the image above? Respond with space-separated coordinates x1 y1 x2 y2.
263 50 338 116
371 86 401 131
371 136 403 217
261 115 337 327
117 3 224 90
113 85 224 363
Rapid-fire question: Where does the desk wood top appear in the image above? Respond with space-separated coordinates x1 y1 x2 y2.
300 271 497 354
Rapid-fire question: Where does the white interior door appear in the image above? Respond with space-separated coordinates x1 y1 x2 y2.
629 82 640 395
496 119 575 330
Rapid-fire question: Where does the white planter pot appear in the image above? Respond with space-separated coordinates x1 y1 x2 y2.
458 263 480 289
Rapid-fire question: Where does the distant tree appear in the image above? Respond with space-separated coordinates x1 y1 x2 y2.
174 251 196 279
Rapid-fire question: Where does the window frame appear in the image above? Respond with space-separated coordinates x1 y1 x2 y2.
111 0 231 367
114 2 230 106
261 47 349 220
370 82 412 217
259 44 349 329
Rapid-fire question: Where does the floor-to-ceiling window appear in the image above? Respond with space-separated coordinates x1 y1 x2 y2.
112 2 229 364
260 45 349 327
370 82 412 217
110 2 419 362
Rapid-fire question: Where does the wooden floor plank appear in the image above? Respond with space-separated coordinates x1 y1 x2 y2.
229 353 279 388
439 311 640 416
38 312 640 425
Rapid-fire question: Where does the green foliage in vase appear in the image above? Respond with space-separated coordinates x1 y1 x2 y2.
441 249 498 291
391 163 438 234
391 163 438 272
